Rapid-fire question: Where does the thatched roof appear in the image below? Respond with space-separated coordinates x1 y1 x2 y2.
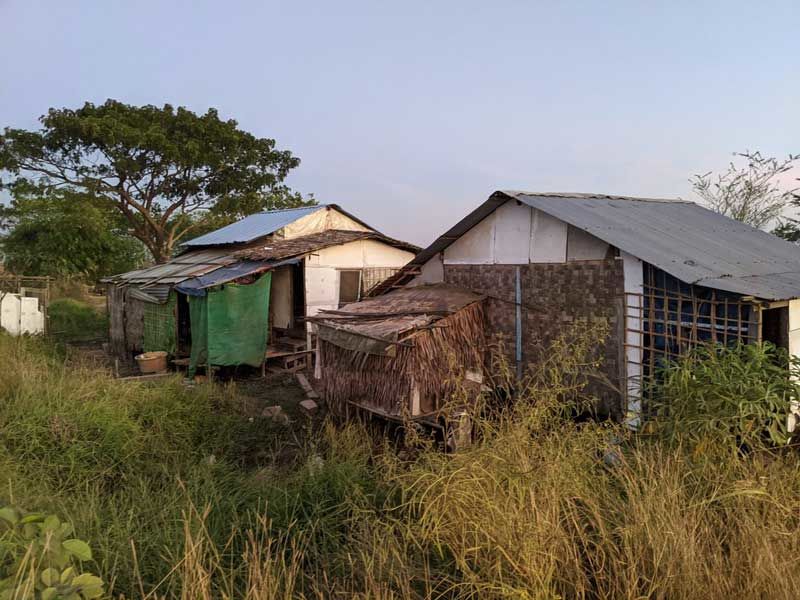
311 283 483 354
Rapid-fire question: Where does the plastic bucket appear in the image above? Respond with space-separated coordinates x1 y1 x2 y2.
135 351 168 374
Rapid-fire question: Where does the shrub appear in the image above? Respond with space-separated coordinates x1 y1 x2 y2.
650 342 799 452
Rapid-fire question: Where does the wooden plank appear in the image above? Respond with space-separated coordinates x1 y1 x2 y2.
117 372 172 381
265 348 313 359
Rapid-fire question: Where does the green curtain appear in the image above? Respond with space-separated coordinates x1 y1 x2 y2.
143 292 177 354
187 273 271 377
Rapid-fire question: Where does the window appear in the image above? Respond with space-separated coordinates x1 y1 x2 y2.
338 270 361 306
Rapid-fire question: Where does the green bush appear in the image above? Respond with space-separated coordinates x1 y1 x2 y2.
650 342 799 452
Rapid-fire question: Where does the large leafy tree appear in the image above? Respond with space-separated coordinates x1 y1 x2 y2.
0 100 310 263
0 189 148 280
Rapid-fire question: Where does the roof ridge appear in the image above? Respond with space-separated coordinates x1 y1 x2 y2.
255 204 325 215
502 190 691 204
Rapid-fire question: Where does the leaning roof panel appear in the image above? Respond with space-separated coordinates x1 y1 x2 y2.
181 205 323 247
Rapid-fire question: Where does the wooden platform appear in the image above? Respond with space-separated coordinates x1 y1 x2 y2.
263 338 312 374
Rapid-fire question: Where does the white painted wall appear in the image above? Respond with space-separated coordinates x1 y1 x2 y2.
444 212 496 264
304 239 415 317
0 294 45 336
443 200 608 266
281 207 370 239
621 251 644 429
408 253 445 286
567 226 610 260
494 201 532 264
530 209 568 263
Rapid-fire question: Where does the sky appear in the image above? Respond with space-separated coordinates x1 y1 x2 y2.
1 0 798 245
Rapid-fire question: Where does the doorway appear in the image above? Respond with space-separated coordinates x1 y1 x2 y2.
176 292 192 356
761 306 789 350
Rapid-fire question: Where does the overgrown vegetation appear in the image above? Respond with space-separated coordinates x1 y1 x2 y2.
48 299 107 343
2 331 800 599
651 342 798 452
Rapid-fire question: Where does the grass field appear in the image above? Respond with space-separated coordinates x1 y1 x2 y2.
2 323 800 599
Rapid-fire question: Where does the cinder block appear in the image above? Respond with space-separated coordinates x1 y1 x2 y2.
299 399 319 416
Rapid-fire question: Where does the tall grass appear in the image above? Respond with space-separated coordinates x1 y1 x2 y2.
0 334 268 595
3 330 800 598
48 297 107 342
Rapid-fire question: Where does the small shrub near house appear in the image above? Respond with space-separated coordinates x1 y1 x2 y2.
651 342 799 453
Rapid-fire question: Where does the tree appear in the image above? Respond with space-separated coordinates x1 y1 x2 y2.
0 189 148 280
0 100 311 263
691 151 797 229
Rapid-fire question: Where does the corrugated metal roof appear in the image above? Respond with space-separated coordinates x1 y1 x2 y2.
106 227 418 294
380 191 800 301
181 205 323 247
508 192 800 300
104 248 239 286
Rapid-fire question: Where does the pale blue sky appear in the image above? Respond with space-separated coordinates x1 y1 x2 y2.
1 1 797 245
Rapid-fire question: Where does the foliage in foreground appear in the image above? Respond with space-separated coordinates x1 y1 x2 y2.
0 507 103 600
652 341 799 452
2 332 800 599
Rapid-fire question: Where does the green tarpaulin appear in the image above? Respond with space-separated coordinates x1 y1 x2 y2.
188 273 272 377
143 292 177 354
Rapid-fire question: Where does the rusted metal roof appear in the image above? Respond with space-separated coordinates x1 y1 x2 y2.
379 191 800 301
237 229 419 261
105 230 418 299
105 248 239 286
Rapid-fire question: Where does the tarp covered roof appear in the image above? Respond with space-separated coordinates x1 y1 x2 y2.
104 248 239 287
379 191 800 301
174 258 300 296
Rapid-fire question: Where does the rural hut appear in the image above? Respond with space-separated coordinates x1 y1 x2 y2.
376 191 800 428
103 204 418 375
311 283 486 430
